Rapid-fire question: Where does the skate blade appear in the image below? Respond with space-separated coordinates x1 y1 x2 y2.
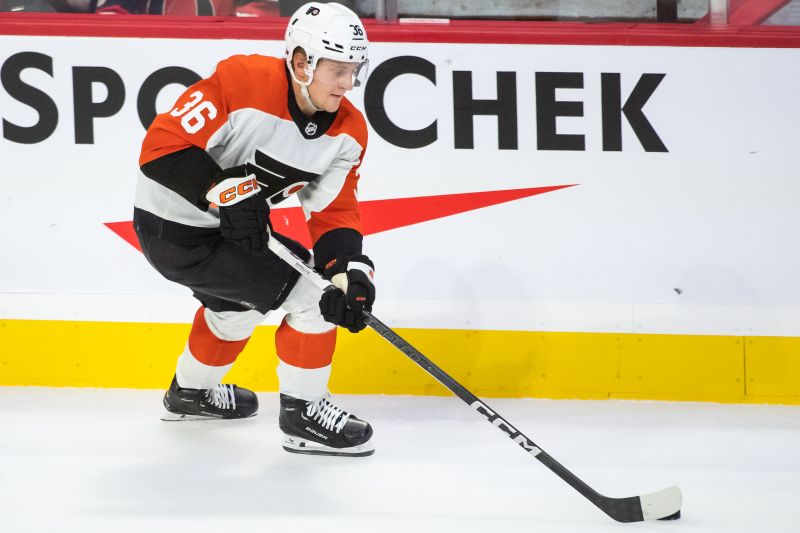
161 410 258 421
281 435 375 457
161 411 221 421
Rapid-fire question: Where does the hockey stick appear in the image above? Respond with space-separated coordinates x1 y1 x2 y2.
267 238 682 523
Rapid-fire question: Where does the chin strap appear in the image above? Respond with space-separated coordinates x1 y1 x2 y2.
288 64 324 112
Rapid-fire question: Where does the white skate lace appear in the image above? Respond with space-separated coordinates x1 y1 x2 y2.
306 396 351 433
205 384 236 411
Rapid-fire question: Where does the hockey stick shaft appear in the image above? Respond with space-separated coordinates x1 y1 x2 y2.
266 238 681 522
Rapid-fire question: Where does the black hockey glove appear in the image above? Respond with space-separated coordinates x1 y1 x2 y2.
319 255 375 333
206 166 270 253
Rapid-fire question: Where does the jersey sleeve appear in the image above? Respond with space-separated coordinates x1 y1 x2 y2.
139 67 231 166
304 155 363 240
299 104 370 265
297 144 366 265
138 56 260 208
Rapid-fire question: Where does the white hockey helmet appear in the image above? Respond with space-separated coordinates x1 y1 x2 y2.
284 2 369 93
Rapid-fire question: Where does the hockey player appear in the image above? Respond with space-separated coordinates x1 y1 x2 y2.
133 2 376 457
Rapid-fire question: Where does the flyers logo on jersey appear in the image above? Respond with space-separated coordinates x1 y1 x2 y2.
205 175 261 207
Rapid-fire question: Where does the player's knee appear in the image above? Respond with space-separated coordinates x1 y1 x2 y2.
204 308 265 341
287 304 332 334
281 276 333 334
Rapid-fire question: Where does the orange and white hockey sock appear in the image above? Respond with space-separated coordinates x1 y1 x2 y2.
175 307 262 390
275 316 336 401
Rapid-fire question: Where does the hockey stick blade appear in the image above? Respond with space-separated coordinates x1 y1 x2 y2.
640 485 682 521
266 238 683 522
586 483 682 522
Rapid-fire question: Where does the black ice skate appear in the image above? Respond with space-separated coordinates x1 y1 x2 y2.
161 375 258 421
279 394 374 457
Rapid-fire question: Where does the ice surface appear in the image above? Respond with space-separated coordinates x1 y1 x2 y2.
0 388 798 532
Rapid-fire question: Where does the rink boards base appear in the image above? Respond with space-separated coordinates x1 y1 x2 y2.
2 319 799 404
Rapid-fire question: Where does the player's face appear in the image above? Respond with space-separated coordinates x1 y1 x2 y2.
309 59 360 112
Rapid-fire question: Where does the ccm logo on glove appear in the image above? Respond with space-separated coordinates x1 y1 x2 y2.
206 166 270 253
206 175 261 207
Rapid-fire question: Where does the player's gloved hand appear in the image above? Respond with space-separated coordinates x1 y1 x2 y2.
206 165 270 253
319 255 375 333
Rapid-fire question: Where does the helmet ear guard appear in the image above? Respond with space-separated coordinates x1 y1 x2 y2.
286 41 321 112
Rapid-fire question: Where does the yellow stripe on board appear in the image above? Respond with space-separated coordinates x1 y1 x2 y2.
1 319 798 404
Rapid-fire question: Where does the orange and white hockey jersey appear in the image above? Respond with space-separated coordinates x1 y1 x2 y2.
134 54 367 251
